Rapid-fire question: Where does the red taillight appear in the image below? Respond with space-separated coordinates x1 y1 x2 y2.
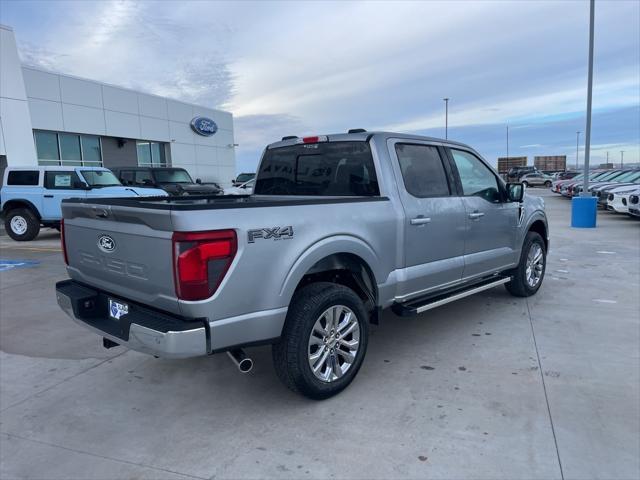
60 219 69 265
172 230 237 301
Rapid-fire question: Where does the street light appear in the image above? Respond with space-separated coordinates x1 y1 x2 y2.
506 125 509 159
620 150 624 168
576 131 580 169
443 98 449 139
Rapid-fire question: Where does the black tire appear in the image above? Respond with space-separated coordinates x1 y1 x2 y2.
544 181 552 187
272 282 369 400
505 231 546 297
522 181 529 188
4 208 40 241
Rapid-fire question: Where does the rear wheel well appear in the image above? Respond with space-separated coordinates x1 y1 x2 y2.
295 253 379 323
2 200 41 220
528 220 548 251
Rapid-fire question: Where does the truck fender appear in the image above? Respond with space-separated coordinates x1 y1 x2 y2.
278 235 381 305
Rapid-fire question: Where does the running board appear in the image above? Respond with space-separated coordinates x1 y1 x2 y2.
392 276 511 317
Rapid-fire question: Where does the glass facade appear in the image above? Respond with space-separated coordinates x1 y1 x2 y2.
34 130 103 166
137 140 167 166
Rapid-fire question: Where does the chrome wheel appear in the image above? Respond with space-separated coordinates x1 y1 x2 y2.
10 215 27 235
525 243 544 288
308 305 360 383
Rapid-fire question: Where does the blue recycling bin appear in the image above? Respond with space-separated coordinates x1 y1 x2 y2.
571 196 597 228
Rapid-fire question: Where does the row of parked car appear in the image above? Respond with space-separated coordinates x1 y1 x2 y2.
0 165 256 241
550 168 640 218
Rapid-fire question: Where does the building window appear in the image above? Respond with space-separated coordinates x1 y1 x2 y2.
137 141 167 166
59 133 82 165
34 131 59 164
81 136 102 166
33 130 103 167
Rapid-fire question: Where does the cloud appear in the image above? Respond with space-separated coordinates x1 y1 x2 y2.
2 0 638 170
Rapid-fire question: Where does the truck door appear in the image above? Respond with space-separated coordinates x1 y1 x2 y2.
41 171 87 220
388 140 466 299
446 148 519 279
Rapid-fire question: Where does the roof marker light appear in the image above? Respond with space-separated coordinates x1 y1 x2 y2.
297 135 328 144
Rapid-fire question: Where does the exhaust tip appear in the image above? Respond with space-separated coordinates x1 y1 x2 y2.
226 349 253 374
238 358 253 373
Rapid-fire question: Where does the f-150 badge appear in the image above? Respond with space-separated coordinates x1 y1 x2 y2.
248 226 294 243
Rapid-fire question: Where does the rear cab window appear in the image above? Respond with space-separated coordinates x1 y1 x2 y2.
7 170 40 186
44 171 83 190
254 141 379 196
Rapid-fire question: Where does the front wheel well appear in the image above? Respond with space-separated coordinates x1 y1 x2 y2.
295 253 379 322
528 220 548 251
2 200 41 220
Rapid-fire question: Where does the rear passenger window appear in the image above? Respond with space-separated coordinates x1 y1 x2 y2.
7 170 39 186
135 170 153 185
395 144 450 197
120 170 134 185
44 171 82 190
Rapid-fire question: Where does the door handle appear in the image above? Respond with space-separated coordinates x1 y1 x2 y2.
44 195 54 198
410 216 432 226
468 212 485 220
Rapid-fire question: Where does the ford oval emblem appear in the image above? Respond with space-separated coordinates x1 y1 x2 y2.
190 116 218 137
98 235 116 253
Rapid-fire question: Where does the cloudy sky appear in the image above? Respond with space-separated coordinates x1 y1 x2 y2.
2 0 638 173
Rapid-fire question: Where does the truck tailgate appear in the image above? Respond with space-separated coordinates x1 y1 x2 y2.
62 202 179 315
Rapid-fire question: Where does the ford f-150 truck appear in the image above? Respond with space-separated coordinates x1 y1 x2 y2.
56 130 548 399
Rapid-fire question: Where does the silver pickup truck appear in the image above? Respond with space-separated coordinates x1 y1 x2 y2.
56 130 548 399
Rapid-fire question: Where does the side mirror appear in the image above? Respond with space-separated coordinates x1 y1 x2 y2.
196 178 202 184
507 182 524 202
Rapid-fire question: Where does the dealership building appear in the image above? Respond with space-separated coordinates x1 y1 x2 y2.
0 25 236 185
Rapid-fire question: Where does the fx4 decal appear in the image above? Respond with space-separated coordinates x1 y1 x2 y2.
248 226 294 243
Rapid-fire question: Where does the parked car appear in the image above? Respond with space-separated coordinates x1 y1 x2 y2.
1 166 167 241
553 171 580 180
232 172 256 187
110 167 222 196
521 172 553 188
628 193 640 218
572 169 635 198
507 166 539 182
592 170 640 206
560 170 617 197
56 130 548 399
606 186 640 214
224 178 255 195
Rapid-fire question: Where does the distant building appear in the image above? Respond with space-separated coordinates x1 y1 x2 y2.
534 155 566 172
599 163 614 169
497 156 527 175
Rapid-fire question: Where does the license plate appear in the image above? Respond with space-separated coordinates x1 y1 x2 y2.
108 298 129 320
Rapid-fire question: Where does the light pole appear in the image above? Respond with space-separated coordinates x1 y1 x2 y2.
443 98 449 139
580 0 594 196
606 151 609 165
506 125 509 159
576 131 580 169
620 150 624 168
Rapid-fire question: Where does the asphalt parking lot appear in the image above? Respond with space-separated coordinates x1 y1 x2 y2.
0 189 638 480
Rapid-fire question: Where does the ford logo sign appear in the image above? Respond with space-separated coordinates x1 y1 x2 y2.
190 116 218 137
98 235 116 253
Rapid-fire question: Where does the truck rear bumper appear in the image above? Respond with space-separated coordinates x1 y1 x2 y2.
56 280 207 358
